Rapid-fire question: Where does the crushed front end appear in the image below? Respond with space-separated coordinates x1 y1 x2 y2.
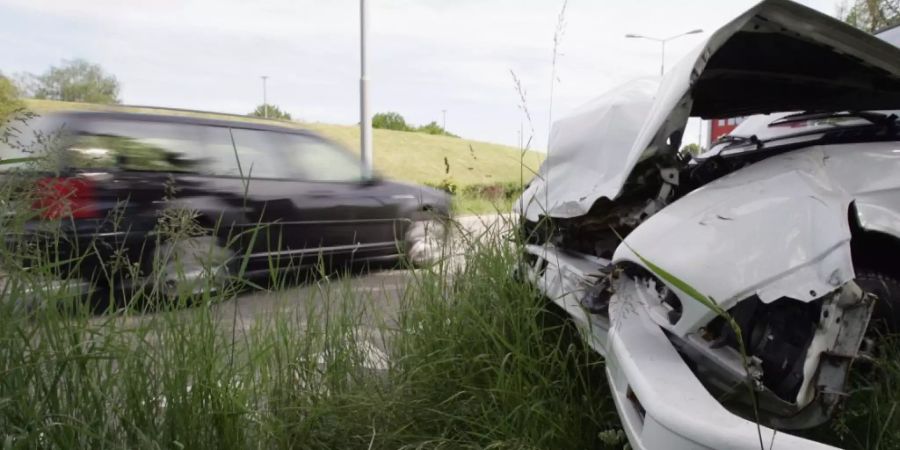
515 1 900 448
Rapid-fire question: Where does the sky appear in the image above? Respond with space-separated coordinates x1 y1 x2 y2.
0 0 842 151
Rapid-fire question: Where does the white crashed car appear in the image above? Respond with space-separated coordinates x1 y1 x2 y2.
515 1 900 449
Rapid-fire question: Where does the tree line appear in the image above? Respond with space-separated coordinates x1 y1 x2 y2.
0 60 458 137
0 59 294 122
372 112 457 137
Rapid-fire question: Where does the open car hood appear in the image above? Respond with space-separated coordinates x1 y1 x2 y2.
519 0 900 221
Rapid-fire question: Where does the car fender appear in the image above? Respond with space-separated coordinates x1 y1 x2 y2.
612 148 856 336
854 194 900 240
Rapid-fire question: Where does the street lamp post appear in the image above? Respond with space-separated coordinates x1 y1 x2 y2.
261 75 269 119
441 109 446 131
359 0 373 180
625 29 703 76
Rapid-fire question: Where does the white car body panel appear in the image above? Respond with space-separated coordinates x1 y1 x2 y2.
517 3 900 449
518 78 659 221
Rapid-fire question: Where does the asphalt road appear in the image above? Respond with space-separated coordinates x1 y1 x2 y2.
220 213 510 329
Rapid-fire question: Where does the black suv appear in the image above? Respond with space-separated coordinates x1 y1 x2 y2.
0 110 450 295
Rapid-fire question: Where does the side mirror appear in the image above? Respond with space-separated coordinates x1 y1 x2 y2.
361 175 382 186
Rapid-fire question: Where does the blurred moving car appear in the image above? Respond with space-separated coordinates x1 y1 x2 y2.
0 110 450 296
516 1 900 449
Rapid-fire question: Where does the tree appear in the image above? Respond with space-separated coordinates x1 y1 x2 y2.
372 112 410 131
839 0 900 33
0 73 23 123
24 59 121 104
371 111 459 137
249 104 292 120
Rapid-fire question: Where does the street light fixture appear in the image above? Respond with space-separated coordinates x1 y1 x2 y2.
625 29 703 76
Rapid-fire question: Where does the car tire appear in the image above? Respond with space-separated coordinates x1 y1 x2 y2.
855 270 900 335
148 235 235 299
405 218 449 267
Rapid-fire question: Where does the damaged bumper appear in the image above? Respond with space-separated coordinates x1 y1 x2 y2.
523 244 858 450
606 277 837 450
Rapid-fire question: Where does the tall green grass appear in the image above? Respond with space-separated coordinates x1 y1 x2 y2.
803 337 900 449
0 203 622 449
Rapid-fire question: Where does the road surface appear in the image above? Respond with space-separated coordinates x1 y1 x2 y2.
222 213 511 328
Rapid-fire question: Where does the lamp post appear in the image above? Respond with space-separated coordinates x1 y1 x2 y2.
359 0 373 179
625 29 703 76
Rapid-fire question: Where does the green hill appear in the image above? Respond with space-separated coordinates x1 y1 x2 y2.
23 100 544 190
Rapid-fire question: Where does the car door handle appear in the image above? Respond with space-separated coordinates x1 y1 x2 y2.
308 190 334 198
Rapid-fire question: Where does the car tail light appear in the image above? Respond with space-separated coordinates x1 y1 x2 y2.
32 177 99 219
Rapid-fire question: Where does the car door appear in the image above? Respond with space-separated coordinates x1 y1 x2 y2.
227 128 400 267
276 132 403 253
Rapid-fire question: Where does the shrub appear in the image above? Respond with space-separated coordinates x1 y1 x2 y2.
460 182 523 201
249 104 292 120
371 112 459 137
372 112 411 131
416 121 458 138
0 74 22 124
680 143 701 156
425 178 458 195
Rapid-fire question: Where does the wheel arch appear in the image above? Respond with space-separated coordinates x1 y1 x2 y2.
849 201 900 280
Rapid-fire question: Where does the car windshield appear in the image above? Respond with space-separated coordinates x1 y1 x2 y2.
699 110 899 159
697 25 900 160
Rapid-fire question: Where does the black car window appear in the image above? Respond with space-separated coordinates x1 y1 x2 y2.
68 119 230 173
278 134 362 182
226 128 293 179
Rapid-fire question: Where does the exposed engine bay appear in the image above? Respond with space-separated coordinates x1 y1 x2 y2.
515 1 900 448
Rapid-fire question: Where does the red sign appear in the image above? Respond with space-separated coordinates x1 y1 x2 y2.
709 117 746 143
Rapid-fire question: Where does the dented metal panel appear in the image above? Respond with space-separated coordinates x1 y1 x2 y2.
613 147 857 335
520 0 900 221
